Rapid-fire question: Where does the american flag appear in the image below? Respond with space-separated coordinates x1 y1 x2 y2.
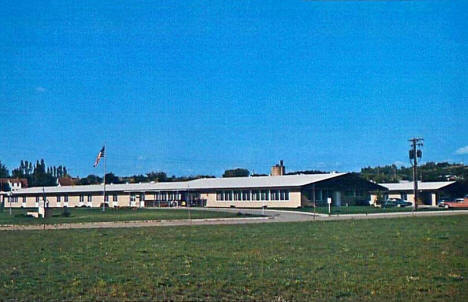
93 146 105 167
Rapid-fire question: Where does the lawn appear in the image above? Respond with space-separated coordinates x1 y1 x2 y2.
282 206 451 215
0 208 246 225
0 215 466 301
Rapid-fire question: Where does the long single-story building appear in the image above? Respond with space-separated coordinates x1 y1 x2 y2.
370 181 462 206
0 173 385 209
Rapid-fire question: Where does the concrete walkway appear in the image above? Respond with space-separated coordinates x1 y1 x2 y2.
197 208 468 222
1 208 467 231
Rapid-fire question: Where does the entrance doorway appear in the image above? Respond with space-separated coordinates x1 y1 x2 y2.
334 191 342 207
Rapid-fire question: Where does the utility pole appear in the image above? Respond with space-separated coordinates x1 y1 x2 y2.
409 137 423 210
8 191 12 216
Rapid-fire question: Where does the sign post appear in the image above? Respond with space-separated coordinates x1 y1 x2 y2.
327 197 332 216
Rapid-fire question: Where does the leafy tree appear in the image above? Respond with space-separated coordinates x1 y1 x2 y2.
287 170 327 175
0 161 9 178
146 172 168 182
104 173 121 184
0 181 10 192
79 174 102 185
9 159 69 186
223 168 250 178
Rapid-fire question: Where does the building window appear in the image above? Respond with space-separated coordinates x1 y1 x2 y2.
280 190 289 201
216 191 224 201
315 190 323 201
224 191 233 201
113 194 118 202
87 195 92 202
36 196 40 203
22 196 27 203
252 190 260 201
64 195 69 202
79 195 84 202
130 194 136 202
270 190 278 200
242 190 250 201
261 190 269 200
141 193 145 201
401 193 407 200
234 191 242 201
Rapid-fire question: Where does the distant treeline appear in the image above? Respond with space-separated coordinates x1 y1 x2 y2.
0 159 467 188
0 159 69 187
360 162 467 183
79 172 216 185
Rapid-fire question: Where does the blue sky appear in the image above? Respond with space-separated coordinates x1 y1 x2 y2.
1 1 467 177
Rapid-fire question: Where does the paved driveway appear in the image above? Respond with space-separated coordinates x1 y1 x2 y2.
194 207 468 222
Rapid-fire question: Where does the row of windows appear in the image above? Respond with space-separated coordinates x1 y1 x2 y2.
6 196 42 203
5 196 19 203
216 190 290 201
104 195 119 202
150 192 182 201
5 195 122 203
77 194 118 202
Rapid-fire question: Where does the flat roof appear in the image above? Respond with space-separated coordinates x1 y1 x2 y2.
379 181 456 191
9 173 348 195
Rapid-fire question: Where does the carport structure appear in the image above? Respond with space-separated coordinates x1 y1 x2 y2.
376 181 463 206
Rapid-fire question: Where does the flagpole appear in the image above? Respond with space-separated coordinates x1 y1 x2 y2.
102 144 106 212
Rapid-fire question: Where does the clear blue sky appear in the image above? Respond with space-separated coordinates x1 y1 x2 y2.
1 1 467 177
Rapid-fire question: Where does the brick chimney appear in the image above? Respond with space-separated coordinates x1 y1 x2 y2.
271 160 285 176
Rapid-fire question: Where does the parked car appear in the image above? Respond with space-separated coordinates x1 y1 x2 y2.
394 198 412 207
438 199 451 207
441 198 468 209
382 198 412 208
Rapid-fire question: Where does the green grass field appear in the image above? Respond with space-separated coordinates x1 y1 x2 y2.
0 215 466 301
292 205 450 215
0 208 246 225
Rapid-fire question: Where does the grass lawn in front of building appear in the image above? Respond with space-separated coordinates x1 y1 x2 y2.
279 205 451 215
0 207 251 225
0 215 466 301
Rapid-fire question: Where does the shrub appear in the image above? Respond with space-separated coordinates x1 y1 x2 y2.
62 207 71 217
